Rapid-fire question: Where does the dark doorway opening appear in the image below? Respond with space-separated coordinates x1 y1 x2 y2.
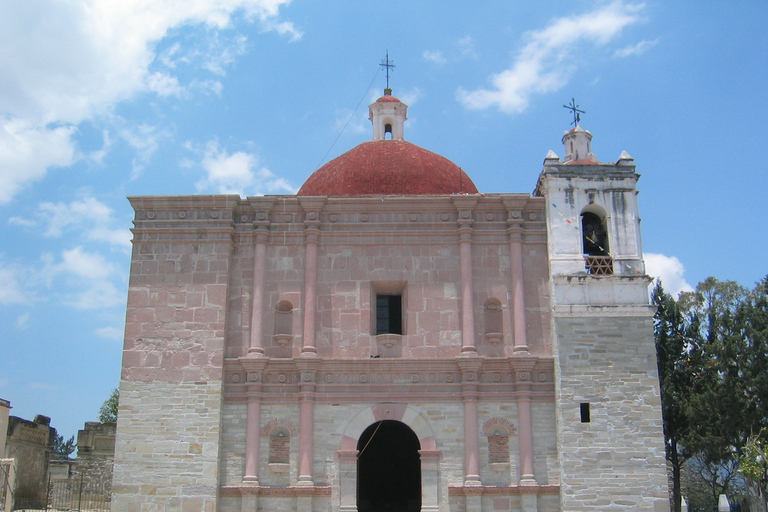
357 420 421 512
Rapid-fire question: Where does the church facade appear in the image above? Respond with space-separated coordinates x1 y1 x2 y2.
111 91 670 512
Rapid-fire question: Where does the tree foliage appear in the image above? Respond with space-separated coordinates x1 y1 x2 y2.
741 430 768 512
52 433 75 460
99 388 119 423
653 281 699 512
654 276 768 512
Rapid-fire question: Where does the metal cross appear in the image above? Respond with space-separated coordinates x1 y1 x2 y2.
380 51 395 90
563 98 585 126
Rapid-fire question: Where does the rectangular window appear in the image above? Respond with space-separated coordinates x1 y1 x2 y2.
580 403 591 423
376 295 402 335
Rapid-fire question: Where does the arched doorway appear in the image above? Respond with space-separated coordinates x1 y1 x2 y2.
357 420 421 512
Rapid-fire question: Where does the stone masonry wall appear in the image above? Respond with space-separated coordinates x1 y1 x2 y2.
553 313 669 512
218 398 557 512
112 196 238 512
4 415 54 509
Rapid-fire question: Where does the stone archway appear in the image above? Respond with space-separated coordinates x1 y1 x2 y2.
337 404 441 512
357 420 420 512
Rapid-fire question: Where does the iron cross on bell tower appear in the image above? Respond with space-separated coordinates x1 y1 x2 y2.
380 51 395 95
563 98 585 126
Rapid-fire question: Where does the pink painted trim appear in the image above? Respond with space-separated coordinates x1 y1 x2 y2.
371 403 406 421
244 399 261 482
297 393 314 483
459 238 476 353
516 395 535 482
463 394 480 484
509 235 528 352
248 240 267 355
301 240 318 355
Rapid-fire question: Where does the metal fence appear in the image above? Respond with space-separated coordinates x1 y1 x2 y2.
1 459 16 512
11 472 110 512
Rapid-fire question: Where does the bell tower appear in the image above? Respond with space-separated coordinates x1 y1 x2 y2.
369 90 408 141
534 124 670 512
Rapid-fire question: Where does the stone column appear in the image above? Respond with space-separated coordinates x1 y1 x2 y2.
451 197 478 355
337 450 358 512
507 208 529 352
515 361 537 486
248 221 270 356
296 359 319 486
243 399 261 483
302 229 318 355
419 450 441 512
242 358 267 484
458 359 482 486
297 200 323 356
297 391 315 485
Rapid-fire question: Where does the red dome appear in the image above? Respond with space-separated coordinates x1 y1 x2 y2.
297 140 478 196
375 95 402 103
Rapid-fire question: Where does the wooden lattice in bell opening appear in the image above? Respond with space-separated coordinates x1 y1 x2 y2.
585 255 613 275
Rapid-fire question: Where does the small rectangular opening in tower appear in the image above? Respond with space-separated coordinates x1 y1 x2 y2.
580 403 591 423
376 295 402 335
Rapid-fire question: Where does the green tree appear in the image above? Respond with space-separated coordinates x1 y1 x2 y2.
52 433 75 460
678 278 748 460
740 430 768 512
682 455 746 512
653 281 700 512
734 278 768 512
99 388 119 423
683 277 767 510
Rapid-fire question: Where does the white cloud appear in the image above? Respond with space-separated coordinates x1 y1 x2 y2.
145 72 184 98
58 247 116 280
67 280 124 310
424 36 476 67
399 88 423 107
96 326 124 340
12 196 132 249
645 252 694 298
16 313 30 330
120 123 170 179
39 247 125 309
423 50 447 65
203 34 249 75
457 1 644 113
614 38 658 58
193 139 297 195
0 0 299 204
29 382 58 391
0 121 76 203
38 197 113 237
334 107 369 135
457 36 476 59
0 263 37 305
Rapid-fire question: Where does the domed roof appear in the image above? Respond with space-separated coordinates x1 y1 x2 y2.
297 140 479 196
375 94 402 103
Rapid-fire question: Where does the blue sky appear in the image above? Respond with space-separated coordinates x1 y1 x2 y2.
1 1 766 441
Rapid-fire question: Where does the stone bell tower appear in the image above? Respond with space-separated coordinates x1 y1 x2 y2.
534 125 670 512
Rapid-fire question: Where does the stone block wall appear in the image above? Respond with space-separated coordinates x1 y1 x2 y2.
218 396 557 512
4 414 54 509
76 421 116 492
112 195 239 512
553 311 669 512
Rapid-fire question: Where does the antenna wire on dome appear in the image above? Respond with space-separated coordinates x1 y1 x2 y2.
312 67 381 172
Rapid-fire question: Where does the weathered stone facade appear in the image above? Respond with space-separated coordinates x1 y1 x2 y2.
76 421 116 492
112 93 669 512
48 421 116 510
4 414 54 509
